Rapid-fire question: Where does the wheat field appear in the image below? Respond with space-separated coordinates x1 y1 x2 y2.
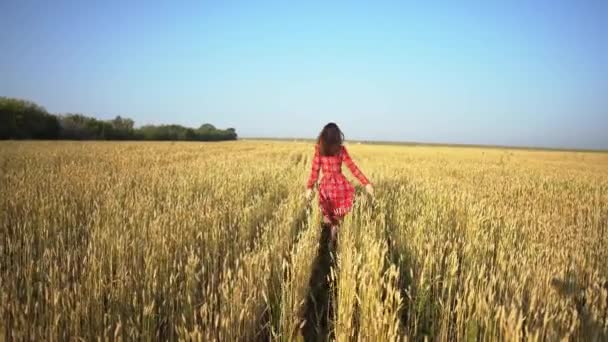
1 140 607 341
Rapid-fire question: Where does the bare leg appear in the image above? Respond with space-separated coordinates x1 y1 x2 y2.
329 215 344 245
322 216 333 243
330 225 338 241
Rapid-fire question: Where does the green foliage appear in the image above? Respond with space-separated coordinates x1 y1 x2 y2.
58 114 136 140
0 97 60 139
135 124 237 141
0 97 237 141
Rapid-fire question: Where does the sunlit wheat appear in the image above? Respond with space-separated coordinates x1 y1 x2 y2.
1 140 607 341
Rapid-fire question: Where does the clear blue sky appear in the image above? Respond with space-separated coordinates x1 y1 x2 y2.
1 0 607 149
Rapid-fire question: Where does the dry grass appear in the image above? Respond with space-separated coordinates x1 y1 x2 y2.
1 140 607 341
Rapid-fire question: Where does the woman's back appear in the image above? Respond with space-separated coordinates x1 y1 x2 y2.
318 146 345 175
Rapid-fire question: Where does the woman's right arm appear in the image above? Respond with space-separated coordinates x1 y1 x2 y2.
306 145 321 189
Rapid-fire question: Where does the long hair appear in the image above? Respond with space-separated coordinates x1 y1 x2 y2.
317 122 344 156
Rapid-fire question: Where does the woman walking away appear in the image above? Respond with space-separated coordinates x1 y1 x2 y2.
305 122 374 242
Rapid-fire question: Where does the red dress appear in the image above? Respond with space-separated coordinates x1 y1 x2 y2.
307 145 370 222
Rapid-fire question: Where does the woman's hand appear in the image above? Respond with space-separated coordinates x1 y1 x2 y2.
305 188 314 201
365 184 374 198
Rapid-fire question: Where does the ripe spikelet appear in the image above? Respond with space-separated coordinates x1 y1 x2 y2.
0 141 606 340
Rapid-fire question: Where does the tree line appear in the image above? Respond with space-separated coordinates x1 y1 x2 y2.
0 97 237 141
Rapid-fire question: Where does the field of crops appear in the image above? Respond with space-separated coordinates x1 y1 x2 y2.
1 141 607 341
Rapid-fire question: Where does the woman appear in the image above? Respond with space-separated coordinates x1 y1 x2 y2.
305 122 374 241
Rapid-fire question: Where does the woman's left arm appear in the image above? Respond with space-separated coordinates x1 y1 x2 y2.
342 146 370 186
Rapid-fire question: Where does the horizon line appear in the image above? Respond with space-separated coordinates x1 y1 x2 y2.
241 136 608 153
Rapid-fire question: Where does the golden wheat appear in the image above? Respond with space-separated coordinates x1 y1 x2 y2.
1 140 607 341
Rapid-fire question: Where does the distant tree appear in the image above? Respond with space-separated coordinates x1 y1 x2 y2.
0 98 18 139
58 114 97 139
40 114 61 139
0 97 238 141
199 123 216 131
136 125 159 140
109 116 135 139
0 97 60 139
226 128 238 140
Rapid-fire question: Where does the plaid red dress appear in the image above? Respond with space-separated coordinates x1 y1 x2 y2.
307 144 370 222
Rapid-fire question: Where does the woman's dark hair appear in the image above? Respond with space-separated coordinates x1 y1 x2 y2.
317 122 344 156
